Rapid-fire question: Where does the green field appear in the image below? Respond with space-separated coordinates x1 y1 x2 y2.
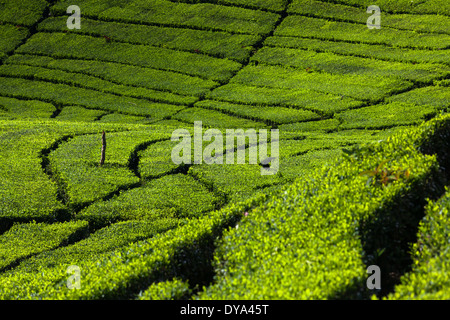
0 0 449 301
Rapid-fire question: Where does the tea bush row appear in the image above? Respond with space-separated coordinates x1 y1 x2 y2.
199 113 450 299
264 36 450 66
16 33 241 82
38 16 260 63
6 54 217 97
0 63 198 107
275 15 450 50
230 64 413 102
49 129 173 209
0 221 89 271
51 0 280 35
288 0 450 34
252 46 450 83
0 77 185 120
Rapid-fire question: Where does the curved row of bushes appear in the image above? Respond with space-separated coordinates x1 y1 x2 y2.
0 113 448 299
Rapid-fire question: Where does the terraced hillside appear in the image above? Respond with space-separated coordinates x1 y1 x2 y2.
0 0 449 300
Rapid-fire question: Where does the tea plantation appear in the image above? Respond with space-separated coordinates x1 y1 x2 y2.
0 0 449 300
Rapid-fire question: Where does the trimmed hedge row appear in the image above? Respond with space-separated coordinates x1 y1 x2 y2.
0 114 448 299
0 221 89 271
0 0 48 26
206 83 363 115
51 0 281 35
251 47 450 83
230 64 413 102
75 173 221 229
6 54 218 97
0 193 265 299
196 99 322 125
0 96 55 120
288 0 450 34
188 164 282 203
173 107 267 129
0 24 29 56
55 106 108 123
6 219 179 275
388 188 450 299
0 120 164 226
275 15 450 50
0 77 185 120
49 130 172 209
169 0 288 12
0 63 198 106
336 101 438 130
198 113 450 299
137 278 193 300
325 0 450 15
38 16 261 63
16 33 241 82
264 36 450 65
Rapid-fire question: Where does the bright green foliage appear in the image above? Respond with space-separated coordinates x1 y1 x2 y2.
0 96 55 120
55 106 107 122
388 189 450 299
326 0 450 15
387 85 450 111
97 113 151 125
198 114 449 299
0 0 48 26
49 130 172 208
51 0 281 35
8 219 178 275
196 99 321 124
0 24 29 57
288 0 450 34
16 33 242 82
76 174 220 228
0 120 155 224
0 221 88 271
189 164 282 202
0 77 185 119
0 63 198 106
38 16 261 63
6 54 217 97
0 194 264 299
0 0 449 301
231 64 413 102
275 15 450 50
138 278 192 300
138 140 182 179
265 36 450 65
206 83 363 115
278 118 340 134
173 107 267 128
336 102 437 129
252 47 450 83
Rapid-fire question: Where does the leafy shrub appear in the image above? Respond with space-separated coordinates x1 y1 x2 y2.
138 278 192 300
264 36 450 65
198 114 450 299
38 16 260 63
76 174 221 228
0 221 88 271
231 64 413 102
6 54 217 97
16 32 242 82
8 219 178 274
